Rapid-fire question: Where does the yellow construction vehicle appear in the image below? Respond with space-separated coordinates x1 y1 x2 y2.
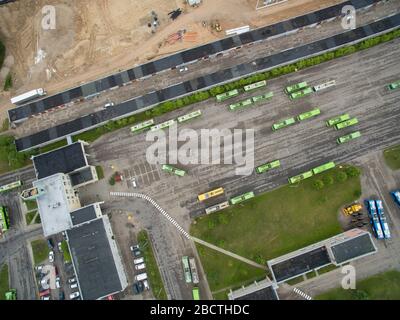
343 203 362 215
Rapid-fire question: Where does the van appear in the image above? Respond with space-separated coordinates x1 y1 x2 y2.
135 263 146 270
133 257 144 265
135 273 147 281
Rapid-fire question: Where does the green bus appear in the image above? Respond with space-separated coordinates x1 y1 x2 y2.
272 118 296 131
285 81 308 94
162 164 186 177
337 131 361 144
229 98 253 111
326 114 350 127
177 110 202 123
387 80 400 91
182 256 192 283
334 118 358 130
312 161 336 175
297 108 321 121
252 92 274 103
230 192 255 205
243 80 267 92
5 289 17 300
215 89 240 102
0 206 10 236
256 160 281 174
289 87 313 100
192 287 200 300
131 119 154 133
288 171 313 184
0 180 22 193
150 119 176 132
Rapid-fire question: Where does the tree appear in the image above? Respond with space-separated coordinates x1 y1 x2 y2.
323 175 334 186
335 171 348 183
313 179 324 190
345 166 361 177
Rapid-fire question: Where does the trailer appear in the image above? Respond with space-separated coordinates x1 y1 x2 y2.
189 258 199 284
11 88 46 105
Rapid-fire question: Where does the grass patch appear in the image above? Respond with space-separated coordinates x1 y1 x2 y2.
25 211 37 225
0 264 9 301
0 135 33 175
286 276 305 286
61 240 71 263
196 243 267 296
0 119 9 133
38 139 68 154
137 230 168 300
24 200 37 211
317 264 339 275
3 72 12 91
191 165 361 292
96 165 104 180
30 239 49 265
306 271 317 279
316 270 400 300
0 40 5 70
383 145 400 170
35 214 41 224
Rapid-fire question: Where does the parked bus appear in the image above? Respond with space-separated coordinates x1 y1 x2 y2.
312 161 335 175
297 108 321 121
198 187 224 202
131 119 154 133
192 287 200 300
182 256 192 283
189 258 199 284
177 110 202 123
365 200 384 240
243 80 267 92
289 87 313 100
230 192 255 205
272 118 296 131
256 160 281 174
229 98 253 111
0 206 10 236
334 118 358 130
391 190 400 207
288 171 313 184
252 92 274 103
0 180 23 193
326 114 350 127
387 80 400 91
205 201 230 215
376 200 391 239
285 82 308 94
162 164 186 177
150 119 176 132
313 80 336 92
215 89 240 102
337 131 361 144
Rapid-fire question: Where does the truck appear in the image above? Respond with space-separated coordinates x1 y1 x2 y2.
11 88 46 105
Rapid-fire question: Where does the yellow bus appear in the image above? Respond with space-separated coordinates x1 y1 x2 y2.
198 187 224 202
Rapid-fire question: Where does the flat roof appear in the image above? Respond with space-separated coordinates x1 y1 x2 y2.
69 166 94 187
67 217 124 300
32 142 87 179
270 247 331 283
229 279 279 300
330 232 377 265
33 174 73 237
70 203 102 226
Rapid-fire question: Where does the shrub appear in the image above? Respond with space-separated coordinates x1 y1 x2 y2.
3 72 12 91
345 166 361 177
313 179 324 190
322 175 334 186
335 171 348 183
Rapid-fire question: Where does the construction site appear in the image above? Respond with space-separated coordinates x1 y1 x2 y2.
0 0 342 126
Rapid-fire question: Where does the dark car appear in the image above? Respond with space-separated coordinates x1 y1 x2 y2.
59 291 65 300
132 282 144 295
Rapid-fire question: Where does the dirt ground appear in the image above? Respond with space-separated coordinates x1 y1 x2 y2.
0 0 344 124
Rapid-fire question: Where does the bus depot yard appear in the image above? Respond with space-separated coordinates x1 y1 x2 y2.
0 1 400 301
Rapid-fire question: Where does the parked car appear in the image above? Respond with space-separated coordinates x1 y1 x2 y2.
55 276 61 289
41 295 50 300
57 242 63 252
143 280 150 290
59 291 65 300
179 66 188 73
47 239 54 249
133 257 144 265
70 283 78 289
132 281 144 295
48 251 54 263
39 278 48 286
69 292 80 300
61 231 67 240
68 277 77 284
135 263 146 270
130 245 141 257
104 102 114 108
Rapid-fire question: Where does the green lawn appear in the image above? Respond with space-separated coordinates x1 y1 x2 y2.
24 200 38 211
196 244 267 299
191 166 361 293
25 210 37 225
96 165 104 180
137 230 168 300
0 264 9 300
61 240 71 263
316 270 400 300
30 239 49 265
383 145 400 170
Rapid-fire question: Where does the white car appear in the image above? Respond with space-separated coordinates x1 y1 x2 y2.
104 102 114 108
35 265 44 271
55 277 61 289
135 263 146 270
133 257 144 265
69 292 80 300
179 66 188 73
68 277 76 284
48 251 54 263
70 283 78 289
57 242 63 252
143 280 150 290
